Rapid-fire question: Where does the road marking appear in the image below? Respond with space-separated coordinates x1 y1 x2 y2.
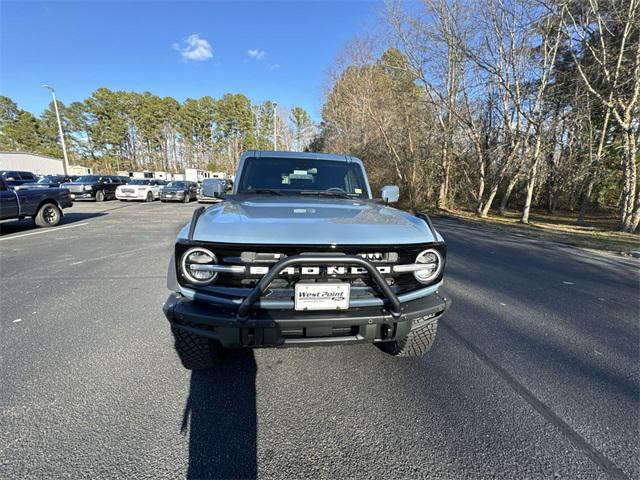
442 321 629 480
0 222 89 242
563 281 575 285
13 319 22 323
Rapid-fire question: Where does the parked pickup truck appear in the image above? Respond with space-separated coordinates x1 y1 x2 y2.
0 177 73 227
164 150 450 370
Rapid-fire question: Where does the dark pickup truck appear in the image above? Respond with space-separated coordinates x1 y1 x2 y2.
0 177 73 227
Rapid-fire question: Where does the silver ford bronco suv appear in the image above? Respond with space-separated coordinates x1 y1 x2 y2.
163 151 450 369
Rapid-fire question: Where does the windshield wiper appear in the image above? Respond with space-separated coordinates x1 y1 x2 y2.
242 188 282 195
300 190 358 199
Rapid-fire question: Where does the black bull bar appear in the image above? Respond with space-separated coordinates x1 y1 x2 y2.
236 254 403 321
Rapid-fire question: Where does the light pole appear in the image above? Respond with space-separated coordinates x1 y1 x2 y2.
273 102 277 151
42 84 70 175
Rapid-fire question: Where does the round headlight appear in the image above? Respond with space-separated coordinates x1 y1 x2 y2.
181 247 218 284
414 248 442 283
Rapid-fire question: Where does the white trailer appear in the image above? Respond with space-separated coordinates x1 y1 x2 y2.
184 168 215 183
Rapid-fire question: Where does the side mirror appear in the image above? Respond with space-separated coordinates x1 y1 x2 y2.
381 185 400 204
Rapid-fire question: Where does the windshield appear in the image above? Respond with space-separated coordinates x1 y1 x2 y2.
76 175 100 183
167 181 187 188
37 176 61 183
237 157 368 198
127 179 151 185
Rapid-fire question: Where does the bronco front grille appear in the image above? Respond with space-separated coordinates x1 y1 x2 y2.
176 242 446 299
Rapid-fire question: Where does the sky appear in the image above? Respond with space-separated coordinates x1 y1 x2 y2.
0 0 383 121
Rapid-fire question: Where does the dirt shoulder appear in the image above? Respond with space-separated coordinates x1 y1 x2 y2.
428 208 639 256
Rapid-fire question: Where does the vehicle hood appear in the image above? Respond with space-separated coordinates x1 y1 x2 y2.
163 186 186 192
62 181 95 186
19 183 52 189
183 196 440 245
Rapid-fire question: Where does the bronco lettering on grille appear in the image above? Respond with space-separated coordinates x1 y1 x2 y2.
248 265 391 275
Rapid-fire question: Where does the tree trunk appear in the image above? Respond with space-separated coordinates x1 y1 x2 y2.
499 174 519 215
437 137 449 209
475 155 486 216
577 179 596 224
521 135 543 224
521 159 539 224
630 187 640 232
578 107 611 224
620 128 638 232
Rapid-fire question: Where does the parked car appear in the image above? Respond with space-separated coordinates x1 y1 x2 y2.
60 175 124 201
0 170 38 187
32 175 78 188
159 181 198 203
116 179 166 202
197 178 227 203
163 150 450 370
0 177 73 227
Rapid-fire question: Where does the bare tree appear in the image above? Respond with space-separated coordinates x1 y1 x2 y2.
562 0 640 231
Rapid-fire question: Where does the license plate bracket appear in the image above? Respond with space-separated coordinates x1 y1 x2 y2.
294 283 350 311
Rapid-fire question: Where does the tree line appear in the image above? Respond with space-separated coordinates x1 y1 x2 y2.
314 0 640 232
0 90 314 175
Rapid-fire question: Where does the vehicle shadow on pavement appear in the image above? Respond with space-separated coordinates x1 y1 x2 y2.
0 212 107 235
181 350 257 480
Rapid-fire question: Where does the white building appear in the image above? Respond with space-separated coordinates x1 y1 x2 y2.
69 165 93 175
0 151 91 175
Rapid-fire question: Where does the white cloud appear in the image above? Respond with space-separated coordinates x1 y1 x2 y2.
247 48 266 60
174 34 213 62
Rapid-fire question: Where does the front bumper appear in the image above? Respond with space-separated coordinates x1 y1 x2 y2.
196 195 222 203
160 193 185 201
164 291 450 348
116 191 147 200
70 191 95 200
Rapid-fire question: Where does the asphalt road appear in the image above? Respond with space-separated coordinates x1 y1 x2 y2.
0 200 638 479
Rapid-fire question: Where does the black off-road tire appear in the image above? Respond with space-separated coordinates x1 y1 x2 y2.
146 191 154 202
376 318 439 357
171 326 219 370
95 190 105 202
183 194 190 203
33 202 62 227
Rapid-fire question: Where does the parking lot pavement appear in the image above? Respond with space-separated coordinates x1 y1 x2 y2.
0 201 638 479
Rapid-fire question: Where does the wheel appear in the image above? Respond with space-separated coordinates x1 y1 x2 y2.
160 200 166 203
183 193 190 203
376 318 439 357
95 190 105 202
34 203 62 228
171 326 219 370
145 191 154 202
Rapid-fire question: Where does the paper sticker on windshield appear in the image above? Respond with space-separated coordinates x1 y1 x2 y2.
293 170 308 175
354 188 362 194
